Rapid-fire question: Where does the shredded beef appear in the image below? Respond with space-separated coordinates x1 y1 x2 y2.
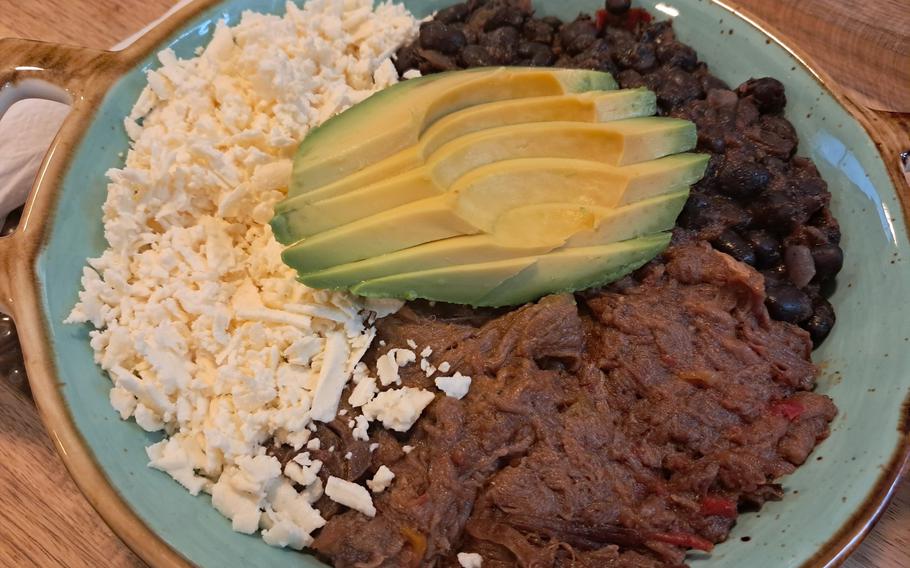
309 244 836 567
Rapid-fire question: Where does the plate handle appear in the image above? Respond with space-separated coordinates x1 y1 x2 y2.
0 38 118 316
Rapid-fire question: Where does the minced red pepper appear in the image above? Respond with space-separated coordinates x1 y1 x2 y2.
595 9 609 32
770 400 805 421
699 496 738 518
649 531 715 552
623 8 653 30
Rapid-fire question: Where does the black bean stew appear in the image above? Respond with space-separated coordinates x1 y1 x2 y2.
394 0 842 346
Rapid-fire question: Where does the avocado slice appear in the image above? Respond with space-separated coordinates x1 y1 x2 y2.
280 197 479 274
290 67 617 195
451 153 703 233
495 189 689 249
298 190 688 290
430 117 696 187
280 155 702 270
271 122 698 243
350 233 670 307
284 88 657 204
477 232 671 307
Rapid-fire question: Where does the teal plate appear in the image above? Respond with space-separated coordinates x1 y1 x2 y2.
14 0 910 566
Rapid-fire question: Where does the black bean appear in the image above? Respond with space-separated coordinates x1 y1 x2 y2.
697 69 730 93
522 18 555 44
811 243 844 281
484 6 525 31
417 49 459 72
678 193 712 230
435 2 469 24
541 16 564 28
559 18 598 56
458 44 496 67
656 41 697 71
713 230 756 266
804 299 836 346
481 26 519 63
605 0 631 14
616 69 646 89
737 77 787 113
518 41 556 66
749 191 802 233
809 207 842 245
766 285 813 323
419 22 467 54
746 230 782 268
654 67 703 110
630 43 657 72
573 39 617 74
716 160 771 199
393 43 421 75
641 21 674 43
750 115 797 158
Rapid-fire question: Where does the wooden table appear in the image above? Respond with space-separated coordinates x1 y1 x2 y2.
0 1 907 566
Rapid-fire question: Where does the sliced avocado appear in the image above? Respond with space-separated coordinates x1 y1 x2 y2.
478 232 671 307
350 233 670 307
272 140 699 244
297 209 597 289
279 155 702 266
450 154 702 233
281 196 475 273
494 189 689 248
350 255 540 305
298 191 688 290
272 168 438 244
616 152 707 205
286 88 657 203
429 118 696 187
290 67 617 195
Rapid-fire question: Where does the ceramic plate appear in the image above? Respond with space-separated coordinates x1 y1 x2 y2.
1 1 907 566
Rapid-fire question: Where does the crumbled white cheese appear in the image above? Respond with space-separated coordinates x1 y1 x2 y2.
391 348 417 367
325 476 376 517
369 442 379 452
352 414 371 441
367 465 395 493
344 451 353 460
406 339 418 349
438 361 451 373
362 387 435 432
310 332 352 422
458 552 483 568
435 372 472 400
260 480 326 550
284 459 322 487
420 346 433 358
348 376 378 407
306 437 321 451
402 445 414 454
65 0 418 550
376 352 401 386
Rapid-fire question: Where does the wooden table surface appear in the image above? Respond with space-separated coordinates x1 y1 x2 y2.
0 1 907 567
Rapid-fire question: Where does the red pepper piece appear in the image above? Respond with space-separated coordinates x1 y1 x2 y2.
699 496 738 518
595 9 608 32
623 8 653 30
649 531 715 552
770 400 805 421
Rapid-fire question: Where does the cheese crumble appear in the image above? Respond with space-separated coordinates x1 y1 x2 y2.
66 0 418 550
